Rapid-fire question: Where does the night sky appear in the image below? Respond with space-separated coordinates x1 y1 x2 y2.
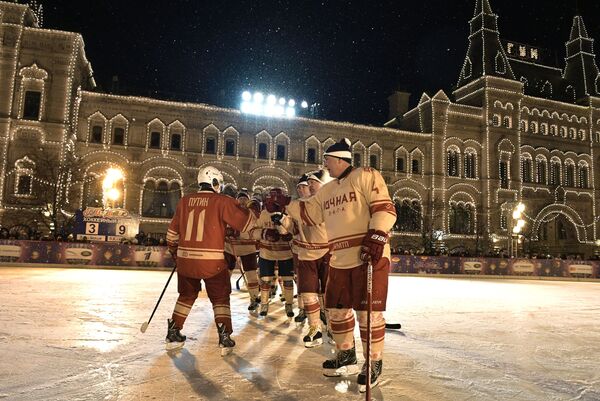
41 0 600 126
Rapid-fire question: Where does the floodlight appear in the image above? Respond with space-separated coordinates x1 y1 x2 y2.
242 91 252 101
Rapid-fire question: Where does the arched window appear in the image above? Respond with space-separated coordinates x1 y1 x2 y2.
578 163 589 188
354 152 362 167
449 203 475 235
492 114 500 126
14 157 35 196
411 159 420 174
258 143 268 159
150 132 161 148
499 160 508 188
369 154 378 169
540 123 548 135
91 125 103 143
535 158 547 184
396 157 405 172
170 133 181 150
560 127 567 137
307 148 316 163
142 181 180 218
565 163 575 187
276 144 286 161
549 161 561 185
503 116 512 128
205 137 216 154
225 138 235 156
550 125 558 136
521 156 532 183
393 199 421 232
464 151 476 178
447 149 460 177
113 127 125 145
83 174 103 207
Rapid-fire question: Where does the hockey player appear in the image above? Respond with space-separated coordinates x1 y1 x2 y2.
280 169 331 348
249 188 295 318
226 191 261 311
165 166 256 356
293 174 311 324
274 138 396 390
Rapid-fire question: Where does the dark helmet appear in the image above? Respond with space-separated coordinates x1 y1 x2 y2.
264 187 291 213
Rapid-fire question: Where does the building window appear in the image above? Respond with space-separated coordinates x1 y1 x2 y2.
23 91 41 120
142 181 180 218
540 123 547 135
536 160 547 184
150 132 161 148
447 151 459 177
170 133 181 150
530 122 538 134
225 139 235 156
578 129 586 141
569 128 576 139
503 116 512 128
464 153 476 178
550 125 558 136
396 157 405 172
113 127 125 145
206 137 216 154
492 114 500 126
449 203 474 235
276 144 286 161
16 174 32 195
91 126 103 143
258 143 267 159
521 158 532 183
369 154 378 169
412 159 420 174
393 199 422 232
307 148 316 163
578 166 589 188
565 164 575 187
550 163 560 185
560 127 567 137
499 161 508 188
354 153 362 167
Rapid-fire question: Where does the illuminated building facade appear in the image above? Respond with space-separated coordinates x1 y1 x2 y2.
1 0 600 256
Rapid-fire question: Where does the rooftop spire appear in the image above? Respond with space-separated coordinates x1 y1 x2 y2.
473 0 493 16
569 15 589 41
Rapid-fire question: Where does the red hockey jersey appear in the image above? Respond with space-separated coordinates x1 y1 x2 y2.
167 190 255 279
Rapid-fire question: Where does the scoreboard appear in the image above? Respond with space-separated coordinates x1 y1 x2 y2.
74 208 139 242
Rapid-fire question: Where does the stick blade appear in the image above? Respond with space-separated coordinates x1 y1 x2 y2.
385 323 402 330
140 321 149 333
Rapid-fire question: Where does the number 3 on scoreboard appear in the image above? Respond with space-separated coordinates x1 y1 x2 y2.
184 209 206 242
85 222 98 235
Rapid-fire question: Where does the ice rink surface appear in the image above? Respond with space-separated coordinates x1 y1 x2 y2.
0 267 599 401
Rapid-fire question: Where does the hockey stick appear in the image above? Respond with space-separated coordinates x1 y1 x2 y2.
365 261 373 400
385 323 402 330
140 264 177 333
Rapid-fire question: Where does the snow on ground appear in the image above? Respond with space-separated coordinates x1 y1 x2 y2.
0 267 599 401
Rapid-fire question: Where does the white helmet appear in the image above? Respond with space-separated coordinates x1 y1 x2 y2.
197 166 224 193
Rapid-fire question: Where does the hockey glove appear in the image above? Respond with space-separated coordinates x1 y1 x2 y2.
225 227 240 239
360 229 388 264
270 212 286 226
280 232 293 242
168 246 178 264
262 228 280 242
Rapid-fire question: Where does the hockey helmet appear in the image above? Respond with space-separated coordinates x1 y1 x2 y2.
197 166 224 193
264 187 291 213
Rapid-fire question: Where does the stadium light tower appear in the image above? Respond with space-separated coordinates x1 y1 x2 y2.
240 90 309 119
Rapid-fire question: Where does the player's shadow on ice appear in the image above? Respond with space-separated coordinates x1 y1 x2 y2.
169 348 243 401
225 354 301 401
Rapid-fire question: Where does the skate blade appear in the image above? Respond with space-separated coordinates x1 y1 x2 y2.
220 346 234 357
358 378 380 393
304 338 323 348
165 341 185 351
323 364 359 377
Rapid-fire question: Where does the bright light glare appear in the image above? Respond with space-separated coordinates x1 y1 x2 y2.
517 203 525 213
106 188 121 201
301 100 308 108
513 226 521 234
240 90 307 119
512 210 521 219
102 168 123 190
288 99 296 107
278 97 286 105
286 107 295 118
267 94 276 105
242 91 252 101
517 219 525 228
253 92 264 103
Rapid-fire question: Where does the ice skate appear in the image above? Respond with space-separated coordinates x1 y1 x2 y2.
165 318 186 351
358 360 383 393
217 323 235 357
279 293 286 303
247 299 260 312
259 302 269 316
322 347 359 377
294 309 307 326
285 303 294 318
269 285 277 299
303 326 323 348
